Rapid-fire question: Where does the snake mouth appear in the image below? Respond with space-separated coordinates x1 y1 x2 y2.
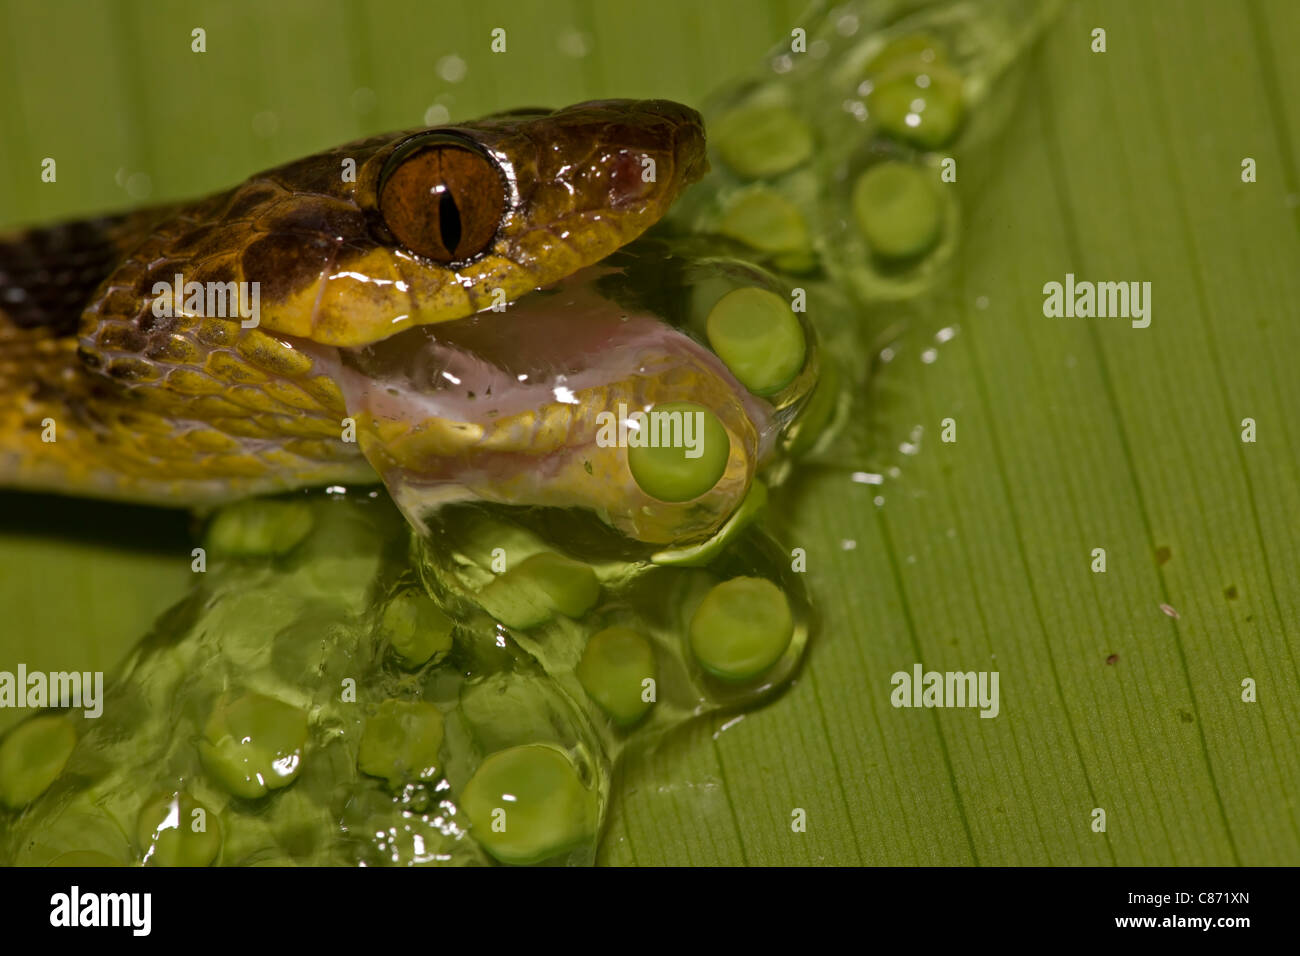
317 260 774 545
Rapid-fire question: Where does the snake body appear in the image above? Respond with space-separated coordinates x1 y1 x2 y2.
0 101 741 542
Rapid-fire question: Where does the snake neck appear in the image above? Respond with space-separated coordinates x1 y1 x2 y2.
0 213 374 505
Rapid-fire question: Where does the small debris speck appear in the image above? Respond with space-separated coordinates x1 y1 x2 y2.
1224 585 1238 600
1155 545 1172 565
1105 653 1119 665
1159 603 1180 619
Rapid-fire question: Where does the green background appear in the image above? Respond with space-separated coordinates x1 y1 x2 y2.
1 0 1297 865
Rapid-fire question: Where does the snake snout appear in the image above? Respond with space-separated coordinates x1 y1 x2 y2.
567 97 708 189
646 99 709 186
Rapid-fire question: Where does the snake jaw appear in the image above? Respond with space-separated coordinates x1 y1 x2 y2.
326 265 773 546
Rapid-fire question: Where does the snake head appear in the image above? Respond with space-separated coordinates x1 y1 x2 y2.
74 99 818 548
228 98 707 346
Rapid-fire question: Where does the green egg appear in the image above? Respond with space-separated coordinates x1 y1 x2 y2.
851 160 943 259
136 790 223 866
577 627 657 725
379 591 454 668
479 551 601 629
714 103 814 179
627 402 730 503
0 715 75 809
867 58 964 150
689 577 794 681
198 692 308 799
461 744 596 865
358 699 445 788
513 552 601 618
706 287 807 396
718 187 811 254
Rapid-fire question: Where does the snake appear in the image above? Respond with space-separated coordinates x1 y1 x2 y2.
0 99 803 546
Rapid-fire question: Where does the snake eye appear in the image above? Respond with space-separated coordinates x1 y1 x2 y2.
378 138 506 263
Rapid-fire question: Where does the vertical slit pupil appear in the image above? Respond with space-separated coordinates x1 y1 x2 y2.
438 188 462 257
